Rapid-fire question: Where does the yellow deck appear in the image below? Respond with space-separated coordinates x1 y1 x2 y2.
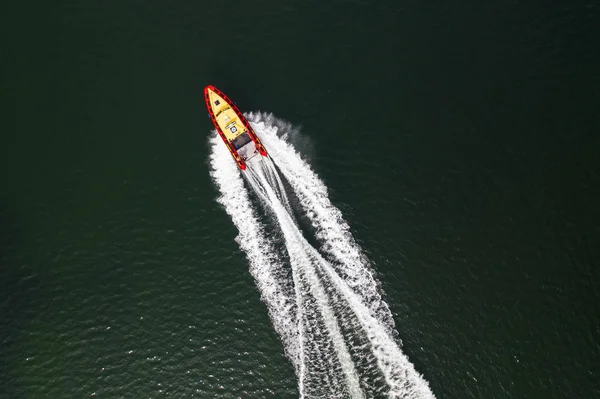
206 88 247 141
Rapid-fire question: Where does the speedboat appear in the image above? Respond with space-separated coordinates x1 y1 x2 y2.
204 85 268 170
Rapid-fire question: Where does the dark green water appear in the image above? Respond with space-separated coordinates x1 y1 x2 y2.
1 1 599 398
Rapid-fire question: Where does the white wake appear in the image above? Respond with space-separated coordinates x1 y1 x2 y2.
208 113 436 399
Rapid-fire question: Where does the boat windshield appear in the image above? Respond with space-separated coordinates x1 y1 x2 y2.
231 132 252 149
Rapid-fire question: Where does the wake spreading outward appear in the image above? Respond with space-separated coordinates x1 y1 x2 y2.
208 112 436 399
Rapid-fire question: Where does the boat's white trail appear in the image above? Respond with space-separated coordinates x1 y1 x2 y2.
208 137 302 369
247 112 395 334
247 167 365 398
208 114 436 399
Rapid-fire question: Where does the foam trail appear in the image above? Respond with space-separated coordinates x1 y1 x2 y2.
246 165 365 399
208 116 436 399
208 135 302 371
255 157 435 398
247 112 395 333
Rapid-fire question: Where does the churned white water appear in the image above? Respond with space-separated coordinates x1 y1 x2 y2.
208 113 436 399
